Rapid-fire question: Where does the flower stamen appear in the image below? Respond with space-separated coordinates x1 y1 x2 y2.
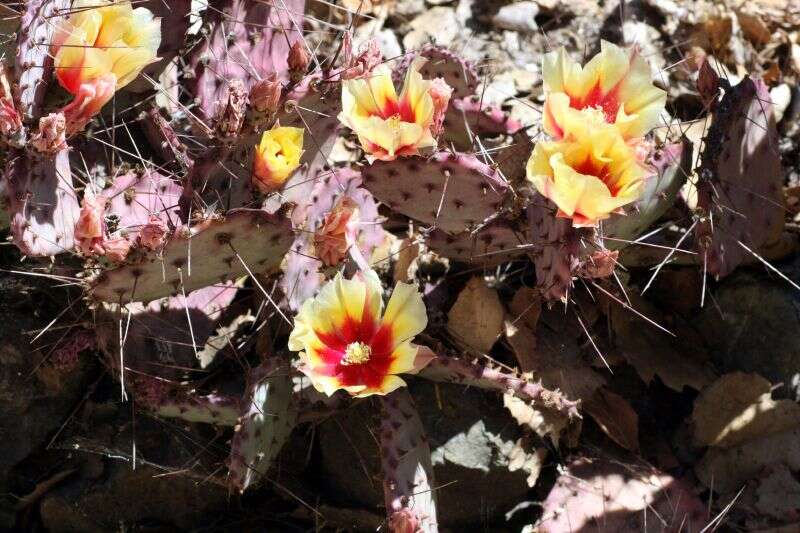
342 342 372 366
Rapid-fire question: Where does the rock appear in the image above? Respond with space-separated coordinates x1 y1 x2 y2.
403 7 460 50
696 268 800 400
392 0 425 18
492 2 540 33
770 83 792 123
374 29 402 60
316 380 534 528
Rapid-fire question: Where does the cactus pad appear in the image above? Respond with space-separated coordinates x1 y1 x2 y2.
5 149 80 256
379 388 438 532
528 198 580 301
154 392 241 426
228 362 297 492
427 221 528 266
695 76 784 278
91 209 293 303
15 0 70 123
187 0 305 124
362 152 509 234
395 45 479 99
101 170 183 236
442 97 523 151
603 141 689 248
420 356 581 420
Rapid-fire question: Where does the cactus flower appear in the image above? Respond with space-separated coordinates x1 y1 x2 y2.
252 126 304 193
339 58 449 162
542 40 666 140
288 270 429 397
52 0 161 128
526 110 650 227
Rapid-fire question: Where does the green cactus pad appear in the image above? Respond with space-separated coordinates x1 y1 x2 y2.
228 362 296 492
91 209 293 303
363 152 509 234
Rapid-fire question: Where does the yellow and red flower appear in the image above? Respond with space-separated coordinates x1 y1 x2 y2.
252 125 304 193
542 40 666 140
52 0 161 129
338 58 450 162
526 110 650 227
288 270 429 397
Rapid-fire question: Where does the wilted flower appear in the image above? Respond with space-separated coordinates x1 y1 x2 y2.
252 125 304 193
288 270 430 397
103 237 133 263
0 61 21 141
542 40 666 140
338 58 451 162
52 0 161 129
74 190 107 256
428 77 453 137
138 216 169 250
314 197 359 267
341 34 382 80
31 113 68 153
526 110 650 227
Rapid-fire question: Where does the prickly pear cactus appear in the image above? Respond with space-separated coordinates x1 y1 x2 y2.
228 361 297 492
380 388 438 532
5 149 80 256
603 141 690 248
363 152 509 233
695 75 784 277
91 209 293 303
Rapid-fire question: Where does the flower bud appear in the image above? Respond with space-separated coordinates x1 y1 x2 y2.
249 73 282 115
252 126 304 193
288 41 310 81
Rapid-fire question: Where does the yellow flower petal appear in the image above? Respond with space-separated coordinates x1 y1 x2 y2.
289 270 428 398
53 0 161 95
382 280 427 344
527 110 649 227
252 126 304 193
542 40 665 139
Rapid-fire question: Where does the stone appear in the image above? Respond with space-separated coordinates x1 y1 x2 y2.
492 2 539 33
403 7 459 50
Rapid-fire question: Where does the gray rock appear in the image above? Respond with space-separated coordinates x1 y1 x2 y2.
492 2 540 33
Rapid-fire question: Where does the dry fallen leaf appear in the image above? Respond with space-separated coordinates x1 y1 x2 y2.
608 294 716 392
504 319 538 372
691 372 800 448
696 427 800 493
736 10 772 45
509 286 542 332
392 238 420 283
584 387 639 452
447 277 505 353
507 440 548 487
